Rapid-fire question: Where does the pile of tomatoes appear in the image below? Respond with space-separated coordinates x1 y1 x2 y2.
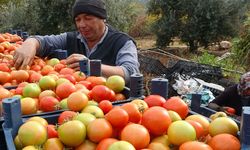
14 95 240 150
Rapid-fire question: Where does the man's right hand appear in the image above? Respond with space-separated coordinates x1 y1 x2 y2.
13 38 39 70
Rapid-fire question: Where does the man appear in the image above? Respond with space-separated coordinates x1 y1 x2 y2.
13 0 140 84
208 71 250 116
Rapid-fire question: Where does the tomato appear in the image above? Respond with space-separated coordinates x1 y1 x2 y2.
106 75 125 93
30 64 42 71
91 85 112 102
41 65 54 76
141 106 171 136
58 120 86 147
47 58 60 67
0 63 11 72
56 78 70 86
98 100 113 114
147 142 170 150
74 112 96 127
209 117 239 136
0 87 11 100
67 92 89 112
121 123 150 149
39 90 56 100
121 103 142 123
130 99 148 113
208 134 240 150
73 71 86 82
167 110 182 122
81 105 104 118
163 96 189 119
105 107 129 128
186 120 205 139
54 63 65 72
11 70 29 83
185 115 210 136
75 140 97 150
0 71 11 84
78 80 92 90
21 97 38 115
59 67 74 75
39 96 60 112
43 138 64 150
151 134 170 147
39 76 57 90
27 116 48 127
225 107 236 115
87 118 113 143
96 138 118 150
108 141 136 150
114 93 126 101
22 83 41 98
28 72 42 83
179 141 212 150
58 111 77 125
59 74 76 84
168 120 196 146
56 82 76 99
86 76 106 88
18 121 47 146
144 95 166 107
47 124 58 138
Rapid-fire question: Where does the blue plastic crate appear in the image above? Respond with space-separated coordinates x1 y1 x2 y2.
1 97 60 150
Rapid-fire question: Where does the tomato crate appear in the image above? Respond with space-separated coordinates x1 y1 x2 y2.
1 97 61 150
189 94 241 127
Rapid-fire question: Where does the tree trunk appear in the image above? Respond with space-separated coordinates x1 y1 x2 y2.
189 41 198 53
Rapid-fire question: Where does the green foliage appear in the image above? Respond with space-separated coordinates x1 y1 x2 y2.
148 0 248 52
0 0 146 35
34 0 75 35
191 51 243 81
105 0 146 33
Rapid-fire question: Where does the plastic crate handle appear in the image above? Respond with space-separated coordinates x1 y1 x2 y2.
2 97 23 136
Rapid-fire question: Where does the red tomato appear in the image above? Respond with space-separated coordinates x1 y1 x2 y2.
0 63 11 72
98 100 113 114
105 107 129 128
78 80 92 90
91 85 112 102
87 118 113 143
121 123 150 149
73 71 86 82
163 96 189 119
56 82 76 99
58 111 77 125
144 95 166 107
121 103 142 123
54 63 65 72
0 71 11 84
59 74 76 84
39 96 60 112
141 106 172 136
47 124 58 138
59 67 74 75
67 92 89 112
96 138 119 150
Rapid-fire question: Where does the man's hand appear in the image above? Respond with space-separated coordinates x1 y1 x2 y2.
13 38 38 70
66 53 88 71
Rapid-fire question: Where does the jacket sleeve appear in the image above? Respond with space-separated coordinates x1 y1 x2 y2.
210 84 238 106
115 40 140 84
31 33 68 57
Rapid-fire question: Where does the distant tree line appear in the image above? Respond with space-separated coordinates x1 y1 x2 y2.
147 0 250 52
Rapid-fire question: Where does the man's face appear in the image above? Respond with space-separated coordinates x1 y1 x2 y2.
75 13 105 42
